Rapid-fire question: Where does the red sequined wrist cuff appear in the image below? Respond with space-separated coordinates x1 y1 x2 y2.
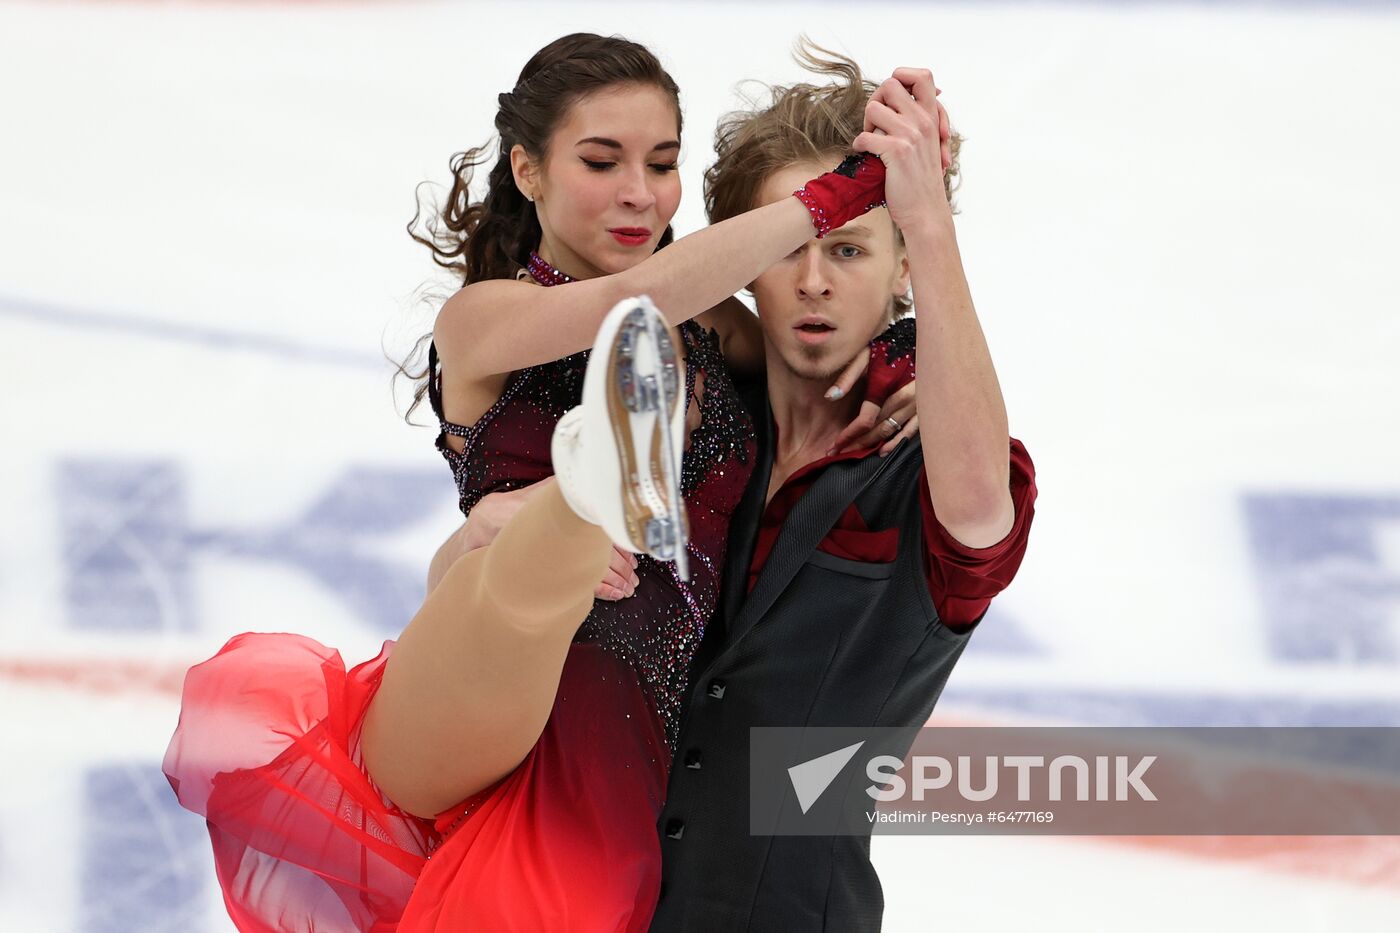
792 185 834 237
790 152 888 239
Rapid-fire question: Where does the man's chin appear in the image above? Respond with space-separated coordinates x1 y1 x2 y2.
780 344 857 386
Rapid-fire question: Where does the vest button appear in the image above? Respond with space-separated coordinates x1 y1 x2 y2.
707 679 726 699
665 818 685 839
684 748 703 769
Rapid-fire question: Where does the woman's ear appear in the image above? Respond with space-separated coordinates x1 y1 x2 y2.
509 144 537 202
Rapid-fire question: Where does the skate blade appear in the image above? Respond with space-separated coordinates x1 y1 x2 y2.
606 303 688 568
645 313 690 577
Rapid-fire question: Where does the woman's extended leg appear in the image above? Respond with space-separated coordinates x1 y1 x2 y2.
361 481 610 819
361 296 687 820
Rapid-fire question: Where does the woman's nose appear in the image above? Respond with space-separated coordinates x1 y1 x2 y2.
618 167 656 210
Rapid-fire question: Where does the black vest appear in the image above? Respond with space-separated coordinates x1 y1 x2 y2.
648 380 977 932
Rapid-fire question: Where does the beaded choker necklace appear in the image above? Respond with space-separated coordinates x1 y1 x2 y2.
526 251 576 287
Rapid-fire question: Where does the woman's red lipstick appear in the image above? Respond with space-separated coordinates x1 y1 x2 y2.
609 227 651 247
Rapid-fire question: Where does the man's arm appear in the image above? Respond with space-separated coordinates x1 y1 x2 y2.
855 67 1014 549
903 219 1014 548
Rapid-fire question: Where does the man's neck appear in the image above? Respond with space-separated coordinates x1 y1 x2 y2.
764 358 861 472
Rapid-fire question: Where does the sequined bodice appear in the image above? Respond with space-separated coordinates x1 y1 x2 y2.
436 321 756 747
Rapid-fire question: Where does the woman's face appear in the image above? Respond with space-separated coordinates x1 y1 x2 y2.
519 83 682 279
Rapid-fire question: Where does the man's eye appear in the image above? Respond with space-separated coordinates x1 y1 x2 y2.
835 245 863 258
581 159 616 171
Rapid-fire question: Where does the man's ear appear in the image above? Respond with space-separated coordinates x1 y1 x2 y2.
510 144 538 202
892 238 912 299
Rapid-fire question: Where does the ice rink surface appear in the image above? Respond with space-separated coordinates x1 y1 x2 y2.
2 0 1399 930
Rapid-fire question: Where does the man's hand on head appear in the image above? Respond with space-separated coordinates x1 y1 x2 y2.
852 68 953 235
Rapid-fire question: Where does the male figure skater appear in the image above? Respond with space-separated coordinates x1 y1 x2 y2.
647 59 1036 931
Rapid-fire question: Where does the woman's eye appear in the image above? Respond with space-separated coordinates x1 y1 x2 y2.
650 163 679 174
581 159 616 171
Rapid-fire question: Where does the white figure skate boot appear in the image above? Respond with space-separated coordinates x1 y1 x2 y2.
551 295 690 580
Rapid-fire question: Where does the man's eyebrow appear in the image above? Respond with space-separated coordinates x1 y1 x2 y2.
831 223 875 238
576 137 681 153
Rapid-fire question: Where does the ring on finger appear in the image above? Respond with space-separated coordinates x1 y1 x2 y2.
885 416 902 434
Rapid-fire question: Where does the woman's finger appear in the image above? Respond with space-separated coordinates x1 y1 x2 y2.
613 545 639 571
608 570 640 598
850 381 916 450
879 414 919 457
882 383 918 423
828 399 881 456
827 347 870 401
593 547 639 601
885 404 917 440
849 408 908 451
595 570 630 601
885 381 917 405
611 550 640 591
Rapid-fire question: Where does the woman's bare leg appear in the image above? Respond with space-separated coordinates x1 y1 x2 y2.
361 296 686 820
360 482 611 819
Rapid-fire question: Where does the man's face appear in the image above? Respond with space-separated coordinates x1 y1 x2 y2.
750 161 910 385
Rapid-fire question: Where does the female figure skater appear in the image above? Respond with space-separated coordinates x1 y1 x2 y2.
163 32 948 932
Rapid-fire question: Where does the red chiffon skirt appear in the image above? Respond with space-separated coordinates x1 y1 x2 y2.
163 632 670 932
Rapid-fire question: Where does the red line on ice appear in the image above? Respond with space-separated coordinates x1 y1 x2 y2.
0 657 186 697
2 664 1396 889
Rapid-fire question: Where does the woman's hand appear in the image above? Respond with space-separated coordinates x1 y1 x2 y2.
823 321 920 457
429 477 641 601
596 545 641 601
853 68 952 232
826 369 919 457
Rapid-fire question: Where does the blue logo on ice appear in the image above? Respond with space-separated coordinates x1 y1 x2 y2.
789 741 866 814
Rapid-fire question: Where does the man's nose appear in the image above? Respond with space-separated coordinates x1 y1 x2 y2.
796 250 832 299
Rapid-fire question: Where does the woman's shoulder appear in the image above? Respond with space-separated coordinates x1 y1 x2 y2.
433 277 537 356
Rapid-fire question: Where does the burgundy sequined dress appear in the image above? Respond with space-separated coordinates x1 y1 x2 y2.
162 271 756 932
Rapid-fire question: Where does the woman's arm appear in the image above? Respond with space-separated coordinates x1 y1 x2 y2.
435 149 888 379
436 196 816 378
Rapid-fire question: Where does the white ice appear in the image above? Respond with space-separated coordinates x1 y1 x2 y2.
2 1 1398 930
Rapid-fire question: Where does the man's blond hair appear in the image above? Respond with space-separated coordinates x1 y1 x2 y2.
704 40 963 321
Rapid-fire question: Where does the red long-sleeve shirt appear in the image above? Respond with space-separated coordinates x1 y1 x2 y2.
747 429 1036 631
